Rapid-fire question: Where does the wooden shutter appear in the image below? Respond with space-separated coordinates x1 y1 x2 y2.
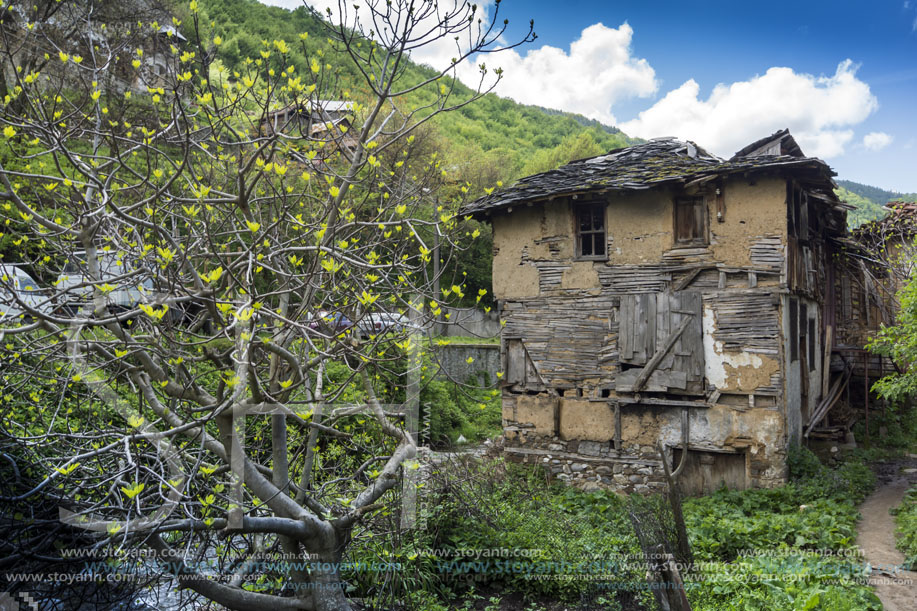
504 338 543 391
618 291 705 394
675 197 706 244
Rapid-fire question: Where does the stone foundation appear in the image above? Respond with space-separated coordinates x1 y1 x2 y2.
503 430 669 494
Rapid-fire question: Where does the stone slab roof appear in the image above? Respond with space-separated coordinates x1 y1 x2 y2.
462 137 837 218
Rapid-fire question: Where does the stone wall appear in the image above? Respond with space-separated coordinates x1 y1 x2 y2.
503 432 668 493
433 343 500 387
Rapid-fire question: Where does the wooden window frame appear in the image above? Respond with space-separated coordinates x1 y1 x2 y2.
574 202 607 261
673 196 709 246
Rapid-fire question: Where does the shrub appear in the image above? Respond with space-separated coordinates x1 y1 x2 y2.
688 554 881 611
788 446 876 504
426 458 645 604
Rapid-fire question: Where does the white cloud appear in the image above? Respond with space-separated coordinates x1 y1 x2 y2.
261 3 657 124
458 22 657 125
863 131 893 151
620 60 878 159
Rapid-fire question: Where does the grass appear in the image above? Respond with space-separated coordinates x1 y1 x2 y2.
892 484 917 570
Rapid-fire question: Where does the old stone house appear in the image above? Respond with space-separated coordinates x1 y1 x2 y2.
463 130 857 495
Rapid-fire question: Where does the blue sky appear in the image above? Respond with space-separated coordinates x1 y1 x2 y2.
265 1 917 192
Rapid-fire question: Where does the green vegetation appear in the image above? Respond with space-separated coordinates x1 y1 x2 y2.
892 484 917 570
406 447 879 610
836 186 888 228
869 260 917 404
837 180 917 207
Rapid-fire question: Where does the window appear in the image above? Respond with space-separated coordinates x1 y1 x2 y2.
575 203 606 258
674 196 708 245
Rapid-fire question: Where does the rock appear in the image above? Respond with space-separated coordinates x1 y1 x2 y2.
580 481 602 492
579 441 603 456
637 467 653 475
457 434 467 444
830 446 838 453
548 444 564 452
595 466 612 475
613 463 623 474
902 468 917 475
571 463 588 473
634 484 650 494
557 473 571 480
613 474 628 485
628 475 643 484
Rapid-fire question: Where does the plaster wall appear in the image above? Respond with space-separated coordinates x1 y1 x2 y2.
709 178 788 266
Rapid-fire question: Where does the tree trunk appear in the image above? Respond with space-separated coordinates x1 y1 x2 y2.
310 535 353 611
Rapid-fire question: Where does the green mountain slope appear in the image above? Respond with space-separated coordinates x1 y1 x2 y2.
835 186 888 228
195 0 637 186
837 179 917 206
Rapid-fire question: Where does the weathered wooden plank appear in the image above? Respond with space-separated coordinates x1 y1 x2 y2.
617 368 687 393
632 317 691 392
645 293 657 363
506 339 526 385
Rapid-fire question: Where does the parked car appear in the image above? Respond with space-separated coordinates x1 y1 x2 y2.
56 251 157 315
306 310 353 334
355 312 417 337
0 264 54 323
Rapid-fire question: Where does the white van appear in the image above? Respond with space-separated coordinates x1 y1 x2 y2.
55 251 156 315
0 264 53 323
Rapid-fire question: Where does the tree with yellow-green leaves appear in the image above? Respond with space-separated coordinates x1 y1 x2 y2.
0 1 533 609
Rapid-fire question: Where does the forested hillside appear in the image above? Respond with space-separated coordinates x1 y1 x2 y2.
836 186 888 228
195 0 636 188
838 179 917 207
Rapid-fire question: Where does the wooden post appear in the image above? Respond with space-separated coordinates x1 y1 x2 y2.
657 440 692 566
864 351 870 448
661 553 693 611
614 401 622 455
822 325 833 399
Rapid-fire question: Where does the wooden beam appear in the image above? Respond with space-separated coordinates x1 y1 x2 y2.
672 267 706 292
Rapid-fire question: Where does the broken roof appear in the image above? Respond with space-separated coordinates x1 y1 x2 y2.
731 128 803 160
462 135 838 218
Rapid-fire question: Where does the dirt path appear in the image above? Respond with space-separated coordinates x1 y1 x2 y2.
857 461 917 610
